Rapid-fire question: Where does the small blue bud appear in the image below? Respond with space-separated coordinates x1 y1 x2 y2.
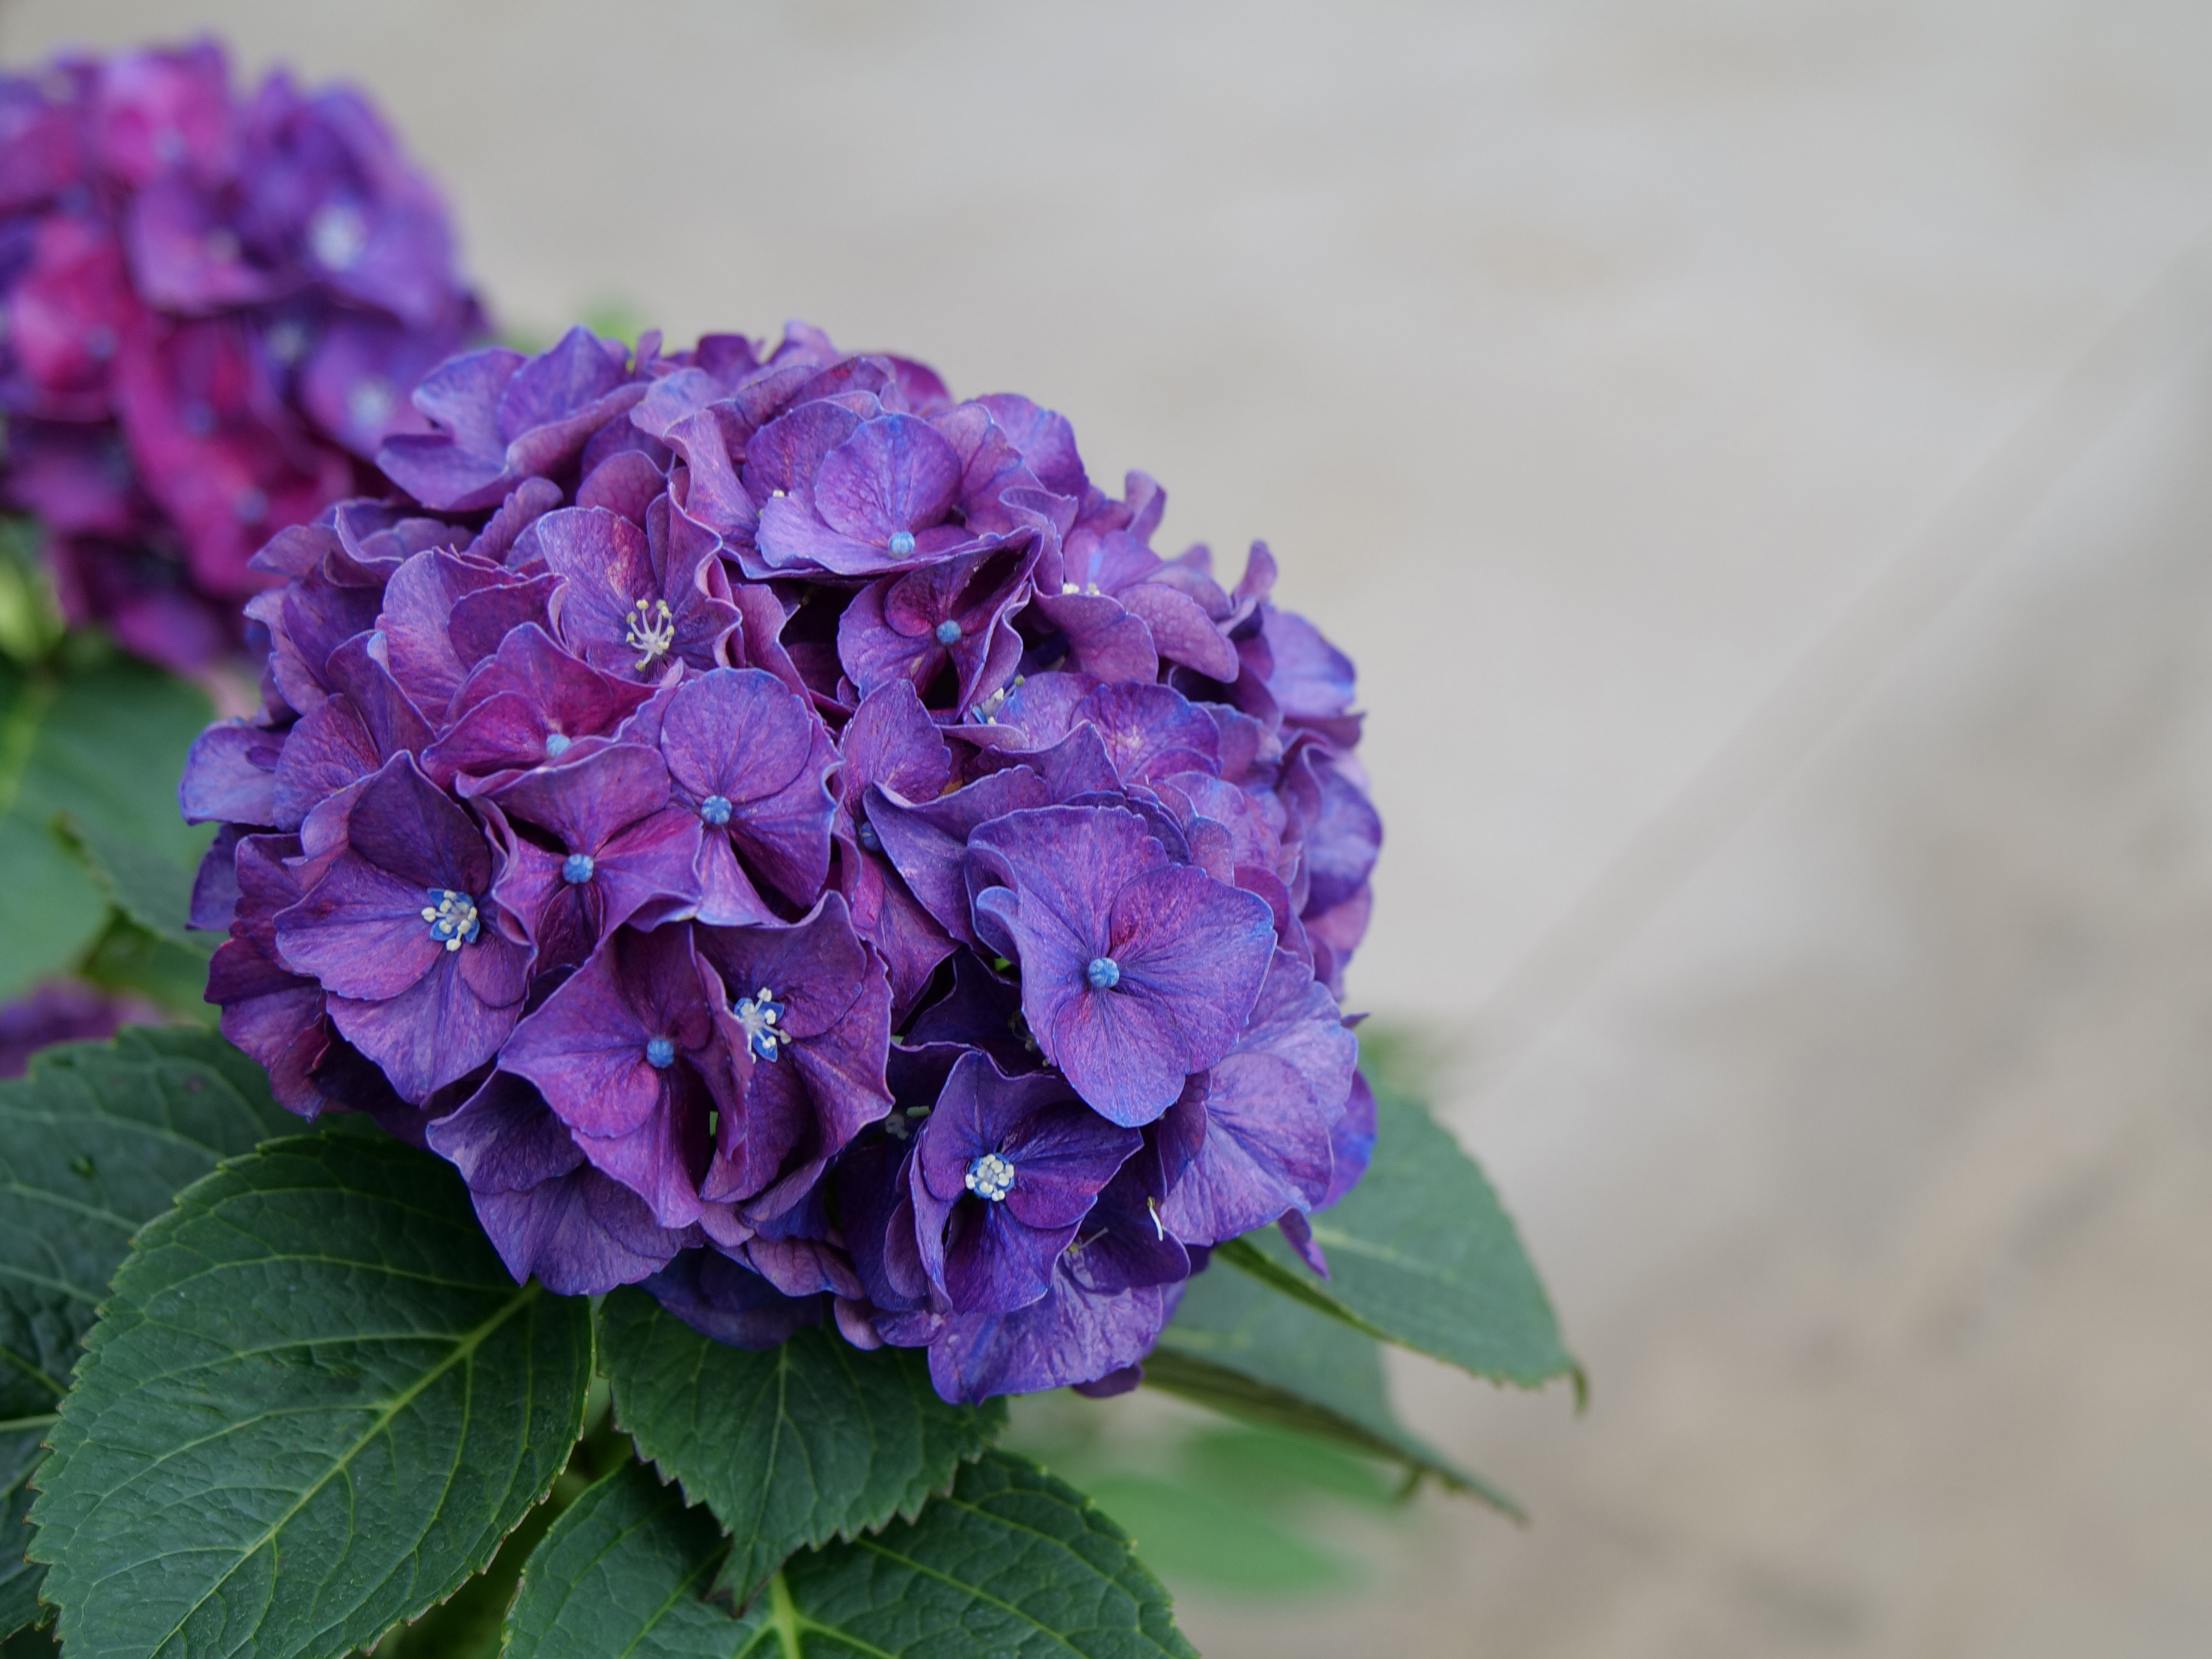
562 852 596 884
645 1037 676 1069
856 819 882 853
934 619 963 646
1086 956 1121 991
543 733 571 757
888 530 917 557
700 794 733 826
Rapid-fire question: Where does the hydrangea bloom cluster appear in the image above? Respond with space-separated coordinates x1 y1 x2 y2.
182 321 1382 1402
0 40 482 671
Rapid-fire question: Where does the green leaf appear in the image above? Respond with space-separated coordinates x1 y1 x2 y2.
75 915 218 1024
1149 1263 1524 1517
29 1132 594 1659
61 820 208 949
597 1288 1006 1610
506 1451 1196 1658
1 1427 49 1639
0 655 214 996
500 1461 732 1657
1056 1470 1352 1595
0 1028 296 1423
1221 1081 1581 1394
0 1028 287 1637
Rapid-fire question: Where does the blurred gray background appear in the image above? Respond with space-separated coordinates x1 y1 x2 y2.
7 2 2210 1653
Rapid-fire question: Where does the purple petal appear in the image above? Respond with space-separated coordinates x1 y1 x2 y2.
180 721 283 825
428 1070 582 1193
811 414 961 542
472 1166 686 1294
869 769 1054 946
273 849 441 998
924 1271 1178 1404
501 925 711 1138
1319 1069 1378 1211
659 668 834 905
1121 584 1239 682
647 1249 823 1350
326 948 519 1103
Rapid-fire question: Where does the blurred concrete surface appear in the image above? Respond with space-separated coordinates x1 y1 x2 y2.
5 2 2210 1653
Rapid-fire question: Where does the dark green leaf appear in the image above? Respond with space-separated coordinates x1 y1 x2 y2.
61 820 207 950
29 1133 594 1659
75 915 218 1024
0 656 213 996
506 1451 1196 1658
0 1028 295 1424
1 1427 48 1639
1150 1264 1523 1517
1223 1082 1580 1393
501 1461 733 1657
0 1028 283 1638
597 1288 1005 1609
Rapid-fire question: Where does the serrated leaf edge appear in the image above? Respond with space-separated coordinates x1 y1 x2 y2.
27 1134 596 1659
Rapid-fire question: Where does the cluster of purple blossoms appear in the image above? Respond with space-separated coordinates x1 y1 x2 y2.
181 320 1382 1402
0 40 482 673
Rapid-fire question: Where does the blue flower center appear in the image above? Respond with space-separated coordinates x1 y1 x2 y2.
732 986 790 1063
700 794 733 826
887 530 917 557
965 1152 1017 1203
855 819 882 853
309 202 368 271
1086 956 1121 991
419 889 481 951
543 732 571 757
562 852 596 884
933 619 963 646
644 1037 676 1069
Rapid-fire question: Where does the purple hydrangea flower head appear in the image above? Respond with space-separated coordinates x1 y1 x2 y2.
186 317 1379 1404
0 40 484 671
